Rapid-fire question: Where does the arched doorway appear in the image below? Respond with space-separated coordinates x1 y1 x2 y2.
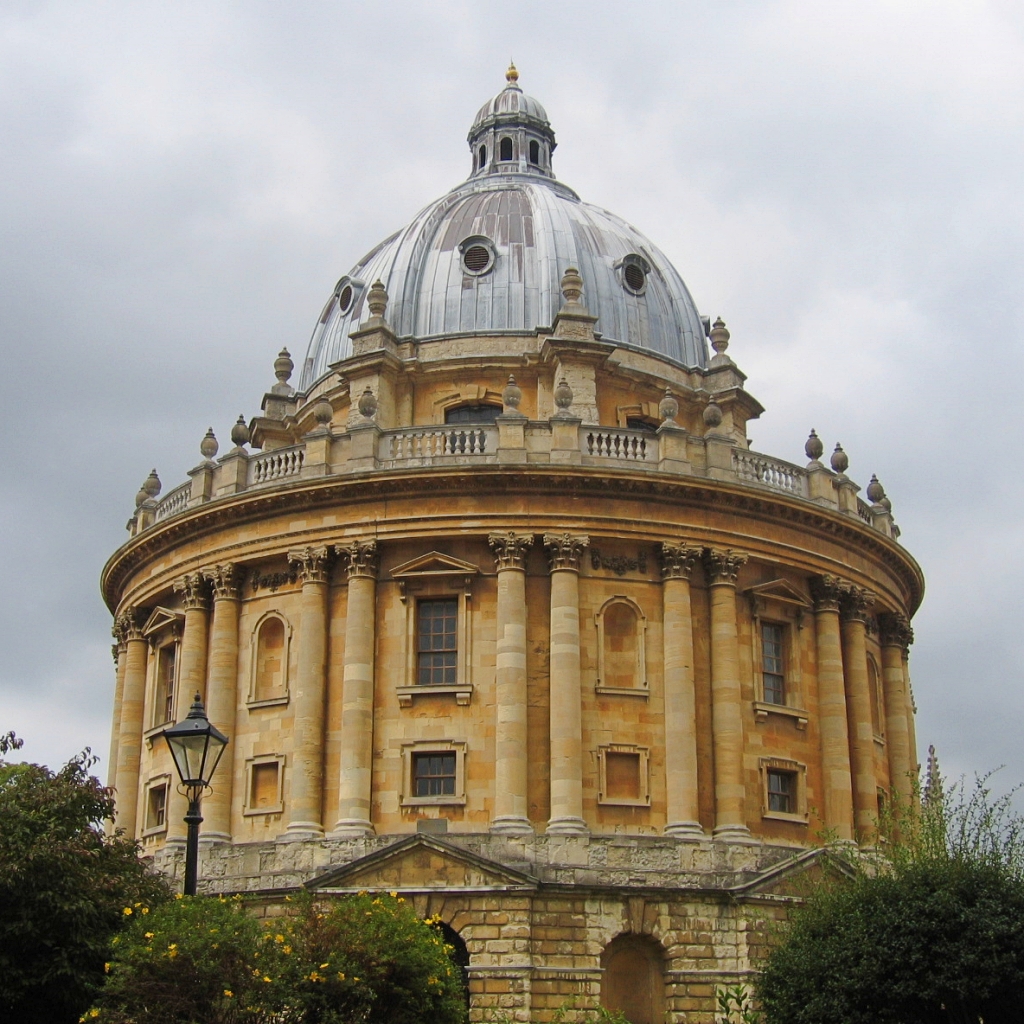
601 933 666 1024
433 920 470 1006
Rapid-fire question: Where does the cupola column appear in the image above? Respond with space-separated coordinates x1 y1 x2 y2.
166 573 211 843
879 612 914 806
489 532 535 835
840 585 879 843
543 533 589 835
332 540 379 837
659 543 704 839
810 575 855 841
113 609 147 837
285 546 332 837
200 563 244 842
704 549 752 841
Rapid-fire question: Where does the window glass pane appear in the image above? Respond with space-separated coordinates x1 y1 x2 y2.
156 646 177 725
767 770 794 813
417 599 458 684
762 623 785 705
444 404 501 424
413 753 456 797
146 784 167 830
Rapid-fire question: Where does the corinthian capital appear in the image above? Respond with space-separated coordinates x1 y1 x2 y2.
116 607 144 643
335 539 378 580
489 531 534 571
288 545 332 584
173 572 210 611
840 585 876 623
878 611 914 651
810 574 845 612
703 548 748 586
202 563 244 600
543 533 589 572
659 542 701 580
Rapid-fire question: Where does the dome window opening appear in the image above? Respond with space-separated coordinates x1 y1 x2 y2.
338 284 353 313
529 139 540 165
620 254 652 296
445 403 501 425
478 144 487 169
499 136 513 161
458 236 496 276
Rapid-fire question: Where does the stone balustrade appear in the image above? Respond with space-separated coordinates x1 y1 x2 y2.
732 449 808 497
154 482 190 521
249 445 305 486
583 427 655 462
379 426 497 467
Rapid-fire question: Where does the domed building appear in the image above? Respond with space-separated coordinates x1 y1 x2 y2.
103 66 922 1022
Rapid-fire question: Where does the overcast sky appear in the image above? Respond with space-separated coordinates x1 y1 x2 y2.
1 1 1021 800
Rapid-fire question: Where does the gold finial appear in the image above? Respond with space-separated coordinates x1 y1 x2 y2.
506 61 519 84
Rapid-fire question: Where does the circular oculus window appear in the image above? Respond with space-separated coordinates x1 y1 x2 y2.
338 284 353 313
623 263 646 292
460 239 495 276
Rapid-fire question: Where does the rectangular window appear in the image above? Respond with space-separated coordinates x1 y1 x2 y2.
761 622 786 705
413 753 456 797
154 645 177 725
604 752 641 801
145 782 167 831
417 599 457 685
766 769 795 814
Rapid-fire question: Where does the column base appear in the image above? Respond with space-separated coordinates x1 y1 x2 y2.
490 816 535 836
282 821 325 841
329 819 375 838
663 821 706 841
546 816 589 835
712 823 757 844
198 831 232 846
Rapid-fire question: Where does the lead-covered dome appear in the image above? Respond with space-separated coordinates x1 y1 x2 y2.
299 69 709 390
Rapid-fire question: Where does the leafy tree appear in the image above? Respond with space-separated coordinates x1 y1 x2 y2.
0 738 171 1024
757 752 1024 1024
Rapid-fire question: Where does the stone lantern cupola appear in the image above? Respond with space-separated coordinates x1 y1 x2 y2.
467 63 556 178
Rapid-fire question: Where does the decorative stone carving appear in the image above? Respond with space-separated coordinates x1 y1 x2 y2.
703 395 723 429
488 531 534 571
839 584 875 623
173 572 210 611
335 539 379 580
560 266 584 307
200 428 219 461
709 316 730 359
287 545 332 585
249 568 299 593
357 387 378 421
116 608 144 643
658 388 679 424
878 610 914 651
830 443 849 475
591 548 647 575
366 279 388 320
202 563 244 600
274 348 294 387
230 416 250 448
659 543 701 580
136 469 161 508
553 378 574 417
805 429 824 463
501 375 522 413
543 533 589 572
703 548 747 586
810 574 845 612
866 474 885 504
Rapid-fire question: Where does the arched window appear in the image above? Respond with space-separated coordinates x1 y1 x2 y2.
444 404 501 425
251 614 290 704
499 136 513 161
601 934 665 1024
478 144 486 169
529 139 539 165
595 597 647 693
432 921 470 1006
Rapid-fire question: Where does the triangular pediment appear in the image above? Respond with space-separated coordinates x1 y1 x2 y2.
744 578 811 608
731 847 856 901
391 552 481 579
142 606 184 637
306 834 537 893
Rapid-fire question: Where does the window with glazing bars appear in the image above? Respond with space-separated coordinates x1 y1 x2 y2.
417 599 457 685
413 753 456 797
767 769 795 813
761 622 785 704
155 645 177 725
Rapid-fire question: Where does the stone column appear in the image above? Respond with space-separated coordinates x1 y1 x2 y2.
107 622 128 791
840 585 878 842
810 575 854 842
543 533 589 835
704 549 751 841
285 546 331 837
488 531 535 834
201 563 244 842
905 657 919 782
879 611 914 806
167 572 212 843
332 540 379 836
659 543 704 839
113 609 147 838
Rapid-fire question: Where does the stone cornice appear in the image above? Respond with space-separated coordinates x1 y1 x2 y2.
101 466 925 616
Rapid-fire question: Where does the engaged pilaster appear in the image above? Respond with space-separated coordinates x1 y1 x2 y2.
488 531 535 835
113 609 147 837
660 543 704 840
879 611 915 806
332 539 379 837
285 546 332 837
839 583 878 843
704 548 751 841
200 563 244 842
543 532 589 835
810 574 854 841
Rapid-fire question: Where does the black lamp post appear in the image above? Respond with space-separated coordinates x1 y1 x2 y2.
158 693 229 896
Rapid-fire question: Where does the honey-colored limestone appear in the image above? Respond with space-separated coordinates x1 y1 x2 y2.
102 69 925 1022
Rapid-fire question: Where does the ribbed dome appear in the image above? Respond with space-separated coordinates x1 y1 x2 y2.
298 72 709 391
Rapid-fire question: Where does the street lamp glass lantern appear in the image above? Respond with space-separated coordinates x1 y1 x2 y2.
160 693 229 790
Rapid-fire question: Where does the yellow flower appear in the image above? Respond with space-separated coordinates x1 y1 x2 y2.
389 890 398 898
283 945 292 954
274 934 284 943
320 963 329 969
223 990 233 998
90 1011 100 1019
104 963 110 974
263 976 272 983
144 932 154 939
122 907 132 916
141 907 149 915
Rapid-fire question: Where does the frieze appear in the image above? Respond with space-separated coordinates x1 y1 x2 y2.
249 568 299 593
590 548 648 576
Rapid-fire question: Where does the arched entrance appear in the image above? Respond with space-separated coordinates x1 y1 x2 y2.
601 933 666 1024
434 920 471 1005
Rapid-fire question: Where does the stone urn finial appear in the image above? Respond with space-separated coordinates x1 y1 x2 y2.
805 428 824 463
709 317 730 359
830 443 849 475
357 386 378 421
866 474 886 505
312 395 334 428
367 279 388 320
659 388 679 424
230 415 250 448
200 427 219 461
560 267 584 307
136 468 161 507
553 377 574 416
502 375 522 412
274 348 294 386
703 394 723 429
